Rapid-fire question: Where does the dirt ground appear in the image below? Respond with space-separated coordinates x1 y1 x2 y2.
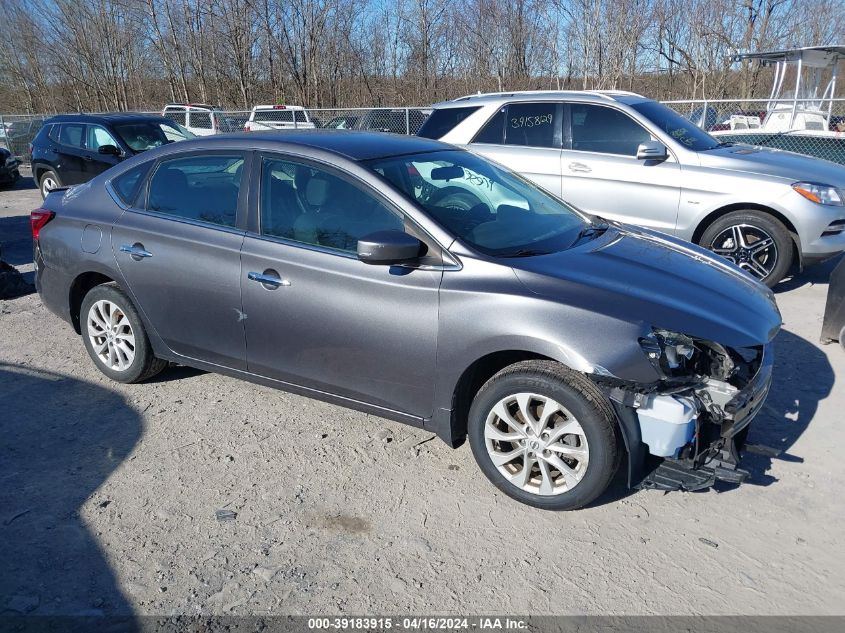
1 170 844 617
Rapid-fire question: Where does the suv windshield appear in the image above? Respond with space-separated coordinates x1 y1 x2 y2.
114 121 195 151
630 100 721 151
367 150 589 257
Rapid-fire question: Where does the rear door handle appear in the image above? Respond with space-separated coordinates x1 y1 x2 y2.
568 162 592 173
119 244 153 259
247 270 291 288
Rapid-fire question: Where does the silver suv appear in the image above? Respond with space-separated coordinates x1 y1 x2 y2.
419 90 845 286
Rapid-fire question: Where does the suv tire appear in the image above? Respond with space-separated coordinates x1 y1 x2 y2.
80 284 167 383
39 169 61 199
699 210 793 287
468 360 620 510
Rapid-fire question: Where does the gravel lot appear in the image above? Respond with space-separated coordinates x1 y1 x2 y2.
1 171 844 617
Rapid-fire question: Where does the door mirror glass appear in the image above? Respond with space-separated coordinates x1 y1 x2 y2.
636 140 669 161
98 144 121 156
357 230 422 265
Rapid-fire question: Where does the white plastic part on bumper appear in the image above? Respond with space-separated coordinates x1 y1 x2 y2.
637 394 698 457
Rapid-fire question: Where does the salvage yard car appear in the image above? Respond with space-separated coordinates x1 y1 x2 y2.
419 90 845 287
32 131 780 509
31 113 195 198
0 146 20 188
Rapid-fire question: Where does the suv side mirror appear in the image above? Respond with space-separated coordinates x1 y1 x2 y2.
357 230 422 265
98 144 122 157
636 140 668 161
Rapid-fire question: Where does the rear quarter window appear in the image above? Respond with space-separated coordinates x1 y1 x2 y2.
417 106 480 139
111 162 152 206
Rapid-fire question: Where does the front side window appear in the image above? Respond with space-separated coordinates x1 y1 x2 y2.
114 121 195 152
260 156 403 253
630 100 720 151
570 104 651 156
146 154 244 227
367 150 588 257
87 125 119 150
58 124 85 148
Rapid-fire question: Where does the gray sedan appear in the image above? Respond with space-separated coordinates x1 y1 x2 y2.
33 131 780 509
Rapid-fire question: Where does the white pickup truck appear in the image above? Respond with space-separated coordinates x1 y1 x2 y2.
243 105 315 131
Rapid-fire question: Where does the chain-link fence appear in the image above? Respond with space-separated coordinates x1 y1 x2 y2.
5 99 845 166
0 107 432 165
663 98 845 165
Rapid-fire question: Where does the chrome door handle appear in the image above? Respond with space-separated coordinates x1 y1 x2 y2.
119 244 153 258
247 271 291 287
568 162 592 173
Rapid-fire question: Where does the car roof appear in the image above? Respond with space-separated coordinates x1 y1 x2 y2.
253 104 306 110
44 113 176 125
164 103 221 110
170 130 456 161
431 90 647 108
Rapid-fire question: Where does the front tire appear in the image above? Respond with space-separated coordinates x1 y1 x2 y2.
39 169 60 199
468 361 620 510
699 210 793 287
80 284 166 383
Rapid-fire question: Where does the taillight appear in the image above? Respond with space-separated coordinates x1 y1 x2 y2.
31 209 55 240
243 125 250 132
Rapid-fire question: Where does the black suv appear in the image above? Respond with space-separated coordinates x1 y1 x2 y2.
31 113 194 198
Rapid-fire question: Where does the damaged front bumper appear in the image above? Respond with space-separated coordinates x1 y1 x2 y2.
607 342 774 492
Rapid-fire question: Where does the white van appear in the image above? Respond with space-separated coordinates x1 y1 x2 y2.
244 105 315 131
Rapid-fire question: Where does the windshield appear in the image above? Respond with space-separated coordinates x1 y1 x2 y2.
366 150 589 257
114 121 195 152
631 101 720 151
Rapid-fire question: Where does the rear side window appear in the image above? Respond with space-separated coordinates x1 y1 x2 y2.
163 109 186 126
111 162 152 206
418 106 481 139
146 154 244 228
190 111 212 129
503 103 557 148
59 124 85 148
472 108 506 144
47 124 60 142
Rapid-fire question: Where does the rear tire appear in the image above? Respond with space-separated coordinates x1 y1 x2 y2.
39 169 60 199
698 210 793 287
80 284 166 383
468 360 620 511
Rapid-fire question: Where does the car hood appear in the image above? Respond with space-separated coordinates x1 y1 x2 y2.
510 224 782 348
697 143 845 185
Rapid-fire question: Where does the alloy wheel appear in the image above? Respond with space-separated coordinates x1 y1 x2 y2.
484 392 590 496
41 176 57 196
710 223 778 281
87 299 136 371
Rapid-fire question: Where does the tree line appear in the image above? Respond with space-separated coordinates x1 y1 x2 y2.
0 0 842 114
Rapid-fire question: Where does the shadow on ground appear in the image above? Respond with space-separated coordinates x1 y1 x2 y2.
0 363 139 623
775 253 843 294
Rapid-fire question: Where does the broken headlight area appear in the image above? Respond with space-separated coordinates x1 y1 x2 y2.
609 331 774 492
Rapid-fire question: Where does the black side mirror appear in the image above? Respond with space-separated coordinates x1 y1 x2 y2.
636 140 669 161
357 230 422 265
98 144 121 156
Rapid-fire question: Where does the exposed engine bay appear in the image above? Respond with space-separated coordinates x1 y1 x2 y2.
599 329 774 491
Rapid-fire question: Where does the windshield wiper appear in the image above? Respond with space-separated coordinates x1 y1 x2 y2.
499 248 552 258
574 221 609 243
